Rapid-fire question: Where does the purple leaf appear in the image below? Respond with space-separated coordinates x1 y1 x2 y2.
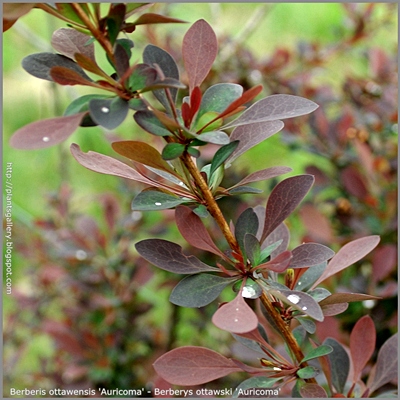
290 243 335 269
261 222 290 259
153 346 243 386
299 383 328 398
135 239 219 275
70 143 157 186
258 251 292 273
367 333 398 394
350 315 376 382
321 302 348 316
182 19 218 92
51 28 95 62
114 43 130 77
311 236 380 289
261 175 314 242
175 206 226 259
212 292 259 334
10 113 85 149
170 274 235 307
230 166 292 189
223 94 319 129
227 120 285 164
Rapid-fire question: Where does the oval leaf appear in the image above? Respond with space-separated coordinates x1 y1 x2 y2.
311 236 380 289
196 130 230 145
153 346 242 386
235 208 259 254
295 262 327 292
89 97 129 130
212 292 259 333
10 113 85 149
297 366 319 379
134 110 174 136
210 141 239 177
170 274 235 307
131 190 186 211
135 239 219 275
301 344 333 363
51 28 95 61
175 206 226 258
350 315 376 382
321 303 349 316
223 94 319 129
182 19 218 92
290 243 335 269
300 383 327 398
262 175 315 242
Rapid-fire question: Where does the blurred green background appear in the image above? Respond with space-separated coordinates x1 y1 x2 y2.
3 2 397 396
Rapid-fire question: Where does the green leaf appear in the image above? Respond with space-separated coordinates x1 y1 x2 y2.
233 377 281 398
131 190 186 211
244 234 261 266
169 274 235 308
195 111 222 132
297 366 319 380
323 338 349 394
197 83 243 122
210 140 239 177
187 146 201 158
134 110 173 136
307 288 331 303
296 317 316 334
259 240 283 263
228 186 263 195
162 143 185 160
193 204 209 218
301 344 333 363
64 94 113 116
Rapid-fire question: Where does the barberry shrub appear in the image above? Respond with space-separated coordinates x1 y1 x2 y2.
5 4 397 398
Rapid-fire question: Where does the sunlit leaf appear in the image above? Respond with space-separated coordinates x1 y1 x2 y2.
212 292 259 333
88 97 128 130
182 19 218 92
134 110 174 136
131 190 186 211
51 28 95 61
227 121 285 164
290 243 335 269
223 94 319 129
231 166 292 189
170 274 235 307
311 236 380 289
323 338 350 394
10 113 85 149
22 52 91 81
175 206 226 258
135 239 219 275
153 346 243 386
367 333 398 394
261 175 314 242
350 315 376 382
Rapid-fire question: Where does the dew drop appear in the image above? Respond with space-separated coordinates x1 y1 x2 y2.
363 300 376 309
235 308 239 311
234 318 238 322
287 294 300 304
101 106 110 113
298 281 302 285
179 182 185 186
302 306 308 311
42 136 50 142
273 367 282 371
154 202 162 206
242 286 256 298
75 249 87 260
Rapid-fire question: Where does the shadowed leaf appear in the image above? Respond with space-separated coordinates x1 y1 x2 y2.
350 315 376 382
135 239 219 275
235 208 259 254
210 141 239 177
51 28 95 61
10 113 85 149
244 234 261 266
134 110 174 136
231 166 292 189
212 292 259 333
223 94 319 129
175 206 226 258
89 97 128 129
22 52 91 82
182 19 218 92
261 222 290 259
367 333 398 394
300 383 327 398
132 12 186 26
112 141 176 175
290 243 335 269
132 190 186 211
311 236 380 289
228 186 263 195
261 175 314 242
170 274 235 307
153 346 242 386
227 120 285 164
324 338 350 394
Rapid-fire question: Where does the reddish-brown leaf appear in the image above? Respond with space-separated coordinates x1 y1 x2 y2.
212 292 259 334
230 166 292 189
50 66 96 87
300 384 328 398
9 112 85 149
372 244 397 283
175 206 226 259
261 175 314 242
153 346 243 385
258 250 292 273
131 13 186 26
321 303 349 316
74 53 110 80
350 315 376 382
182 19 218 92
340 166 369 200
3 3 34 31
311 236 380 289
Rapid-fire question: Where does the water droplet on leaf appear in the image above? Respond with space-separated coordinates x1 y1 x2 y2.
75 249 87 260
287 294 300 304
42 137 50 142
155 202 162 206
234 318 238 322
101 107 110 113
242 286 257 298
302 306 308 311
